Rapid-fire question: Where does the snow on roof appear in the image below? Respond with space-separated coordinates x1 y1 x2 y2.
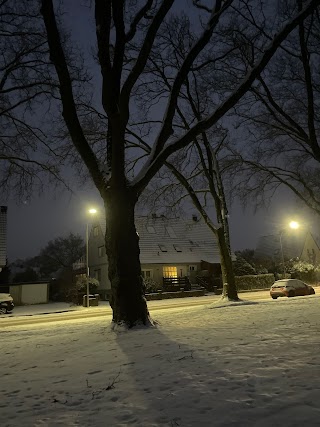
99 216 220 264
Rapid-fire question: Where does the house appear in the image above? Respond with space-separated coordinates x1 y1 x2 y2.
255 230 320 264
88 215 221 299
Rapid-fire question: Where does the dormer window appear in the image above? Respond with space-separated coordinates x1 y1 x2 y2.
166 226 177 238
159 244 167 252
173 245 182 252
147 226 156 234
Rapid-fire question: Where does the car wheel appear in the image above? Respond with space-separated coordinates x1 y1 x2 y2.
0 307 7 314
288 290 295 297
272 296 278 299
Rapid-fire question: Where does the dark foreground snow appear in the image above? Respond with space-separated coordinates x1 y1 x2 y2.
2 295 320 426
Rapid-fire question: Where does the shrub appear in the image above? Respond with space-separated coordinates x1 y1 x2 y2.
75 276 99 293
235 273 275 291
143 278 161 294
65 276 99 305
233 257 256 276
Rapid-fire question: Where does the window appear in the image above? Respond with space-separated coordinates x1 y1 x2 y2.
98 246 104 257
166 226 177 238
142 269 153 279
94 269 101 283
163 266 178 278
159 244 167 252
189 265 197 271
173 244 182 252
93 226 99 237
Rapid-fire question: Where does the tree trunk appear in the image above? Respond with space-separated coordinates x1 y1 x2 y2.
216 227 239 301
104 188 151 327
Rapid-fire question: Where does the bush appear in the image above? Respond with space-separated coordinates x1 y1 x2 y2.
233 257 256 276
235 273 275 291
75 276 99 293
143 278 161 294
64 276 99 305
290 261 318 283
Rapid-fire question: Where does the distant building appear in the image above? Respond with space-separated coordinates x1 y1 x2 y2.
87 215 222 299
0 206 7 270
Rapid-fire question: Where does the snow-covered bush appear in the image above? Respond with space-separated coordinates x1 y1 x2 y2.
143 278 161 294
75 276 99 292
65 276 100 305
290 261 318 283
291 261 315 273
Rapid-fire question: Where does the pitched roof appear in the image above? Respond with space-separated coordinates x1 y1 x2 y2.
100 215 221 264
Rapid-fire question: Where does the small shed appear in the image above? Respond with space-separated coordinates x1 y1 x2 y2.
8 281 49 306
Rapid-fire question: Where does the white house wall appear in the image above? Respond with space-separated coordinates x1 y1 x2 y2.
141 263 200 285
88 223 111 294
21 284 48 304
9 283 49 305
88 216 221 297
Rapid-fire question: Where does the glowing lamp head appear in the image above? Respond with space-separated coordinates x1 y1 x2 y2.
88 208 97 215
289 221 299 230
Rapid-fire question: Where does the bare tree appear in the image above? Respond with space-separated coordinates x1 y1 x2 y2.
0 0 68 199
130 16 239 299
39 0 319 326
229 1 320 215
30 233 85 277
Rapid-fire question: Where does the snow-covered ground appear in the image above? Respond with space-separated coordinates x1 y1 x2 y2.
2 295 320 426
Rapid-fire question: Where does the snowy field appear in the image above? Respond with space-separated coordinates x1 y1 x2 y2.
2 295 320 427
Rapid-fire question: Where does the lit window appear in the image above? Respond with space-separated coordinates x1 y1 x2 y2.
163 266 178 278
159 244 167 252
98 246 104 257
93 226 99 237
173 245 182 252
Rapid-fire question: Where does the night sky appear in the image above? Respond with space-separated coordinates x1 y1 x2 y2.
3 1 312 262
6 188 300 261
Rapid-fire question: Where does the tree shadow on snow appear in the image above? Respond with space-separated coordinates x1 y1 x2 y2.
114 321 238 427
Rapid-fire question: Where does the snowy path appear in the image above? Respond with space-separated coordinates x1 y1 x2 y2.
2 295 320 426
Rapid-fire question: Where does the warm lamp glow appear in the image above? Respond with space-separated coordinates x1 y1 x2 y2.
289 221 299 229
88 208 97 215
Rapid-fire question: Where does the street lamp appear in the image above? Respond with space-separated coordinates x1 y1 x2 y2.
86 208 97 307
279 220 300 277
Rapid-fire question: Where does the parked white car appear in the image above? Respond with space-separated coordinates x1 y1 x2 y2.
0 293 14 314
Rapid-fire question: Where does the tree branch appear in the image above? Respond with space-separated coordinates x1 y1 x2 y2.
132 0 320 194
41 0 105 194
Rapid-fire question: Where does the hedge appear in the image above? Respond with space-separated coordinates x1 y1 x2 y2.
235 273 275 291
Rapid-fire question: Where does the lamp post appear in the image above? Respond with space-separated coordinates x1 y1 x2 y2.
279 231 286 277
86 208 97 307
279 220 300 277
